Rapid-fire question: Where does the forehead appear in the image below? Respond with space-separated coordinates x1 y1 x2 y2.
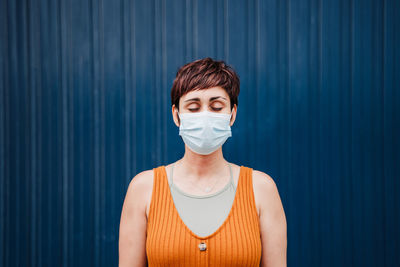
180 86 229 101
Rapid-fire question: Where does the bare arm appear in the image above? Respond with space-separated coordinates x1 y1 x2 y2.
254 171 287 267
119 170 152 267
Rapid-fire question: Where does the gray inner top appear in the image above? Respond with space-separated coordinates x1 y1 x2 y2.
168 163 237 237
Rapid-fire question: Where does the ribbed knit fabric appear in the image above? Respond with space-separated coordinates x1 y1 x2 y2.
146 165 262 266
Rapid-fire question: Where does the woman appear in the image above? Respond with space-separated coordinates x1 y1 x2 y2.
119 58 287 266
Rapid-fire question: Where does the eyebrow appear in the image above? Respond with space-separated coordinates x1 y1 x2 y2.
184 96 227 102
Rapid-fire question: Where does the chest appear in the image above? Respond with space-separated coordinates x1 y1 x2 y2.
145 173 261 219
144 166 262 266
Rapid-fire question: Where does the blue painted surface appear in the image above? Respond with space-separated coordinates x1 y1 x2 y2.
1 0 399 266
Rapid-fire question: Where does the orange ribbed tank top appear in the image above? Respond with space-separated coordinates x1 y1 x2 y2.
146 165 262 266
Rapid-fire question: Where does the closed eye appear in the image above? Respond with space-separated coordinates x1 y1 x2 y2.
188 107 223 112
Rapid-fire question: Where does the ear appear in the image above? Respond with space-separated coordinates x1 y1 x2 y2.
229 104 237 126
172 104 180 127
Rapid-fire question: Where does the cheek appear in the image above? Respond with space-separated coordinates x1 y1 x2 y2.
223 105 231 112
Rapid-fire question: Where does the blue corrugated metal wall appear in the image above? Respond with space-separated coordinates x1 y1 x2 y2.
1 0 399 266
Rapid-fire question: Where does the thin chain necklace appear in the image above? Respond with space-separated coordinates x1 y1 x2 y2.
172 161 230 193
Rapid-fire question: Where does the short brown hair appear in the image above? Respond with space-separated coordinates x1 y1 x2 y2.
171 57 240 110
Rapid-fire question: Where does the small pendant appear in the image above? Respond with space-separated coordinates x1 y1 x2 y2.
198 242 207 251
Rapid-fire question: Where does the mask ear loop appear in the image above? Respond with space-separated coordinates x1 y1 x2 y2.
229 111 233 126
176 110 181 126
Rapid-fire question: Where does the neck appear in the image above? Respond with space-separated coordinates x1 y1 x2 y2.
177 146 228 178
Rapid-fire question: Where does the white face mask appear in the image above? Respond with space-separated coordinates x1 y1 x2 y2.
178 110 232 155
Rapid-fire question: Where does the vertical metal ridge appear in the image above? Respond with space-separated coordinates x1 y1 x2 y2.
376 0 387 263
57 0 67 262
149 0 156 166
130 0 137 175
383 1 400 265
317 0 323 264
285 0 291 191
250 0 256 163
33 0 43 264
246 0 251 163
185 0 192 61
0 29 4 267
349 0 355 264
7 0 21 264
99 0 107 264
161 0 167 163
0 0 8 265
216 0 223 59
122 0 131 183
45 0 54 262
318 0 325 264
122 0 128 181
224 0 229 61
255 0 260 164
59 0 69 264
137 0 146 170
154 0 162 165
306 0 321 261
214 0 218 57
90 0 100 264
4 13 10 262
68 0 76 261
381 0 388 262
193 0 198 58
285 0 292 263
27 2 39 266
21 1 30 263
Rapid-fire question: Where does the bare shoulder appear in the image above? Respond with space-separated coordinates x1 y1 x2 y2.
127 169 154 195
119 169 154 266
252 169 278 190
251 169 287 266
128 170 154 190
125 169 154 218
251 169 282 217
